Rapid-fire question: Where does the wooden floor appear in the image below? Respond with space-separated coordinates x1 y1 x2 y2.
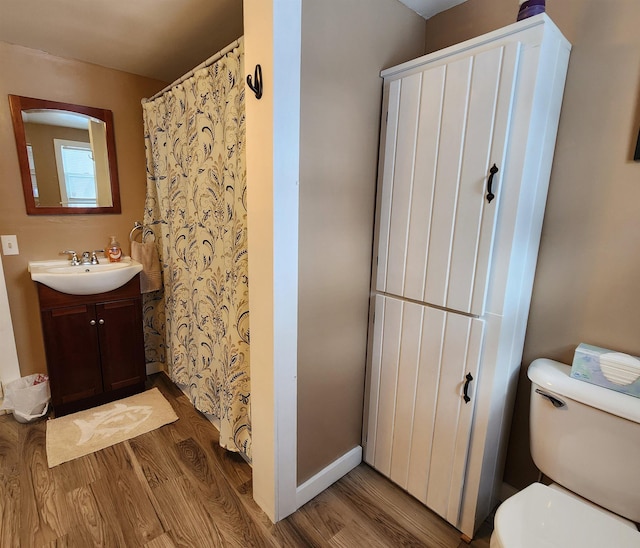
0 373 492 547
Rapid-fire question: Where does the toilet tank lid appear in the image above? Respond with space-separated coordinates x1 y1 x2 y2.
528 358 640 424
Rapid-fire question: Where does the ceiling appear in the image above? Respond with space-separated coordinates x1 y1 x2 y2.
0 0 464 84
398 0 467 18
0 0 244 82
22 110 91 130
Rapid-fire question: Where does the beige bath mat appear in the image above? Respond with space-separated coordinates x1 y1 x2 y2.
46 388 178 467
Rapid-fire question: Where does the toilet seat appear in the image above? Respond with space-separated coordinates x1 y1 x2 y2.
491 483 640 548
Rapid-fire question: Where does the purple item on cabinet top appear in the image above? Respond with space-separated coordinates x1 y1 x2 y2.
517 0 546 21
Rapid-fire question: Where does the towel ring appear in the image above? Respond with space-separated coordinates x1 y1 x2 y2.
129 221 143 242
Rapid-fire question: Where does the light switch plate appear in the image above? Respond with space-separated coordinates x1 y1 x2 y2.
1 235 19 255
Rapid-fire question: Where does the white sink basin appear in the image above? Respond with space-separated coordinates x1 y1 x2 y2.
29 257 143 295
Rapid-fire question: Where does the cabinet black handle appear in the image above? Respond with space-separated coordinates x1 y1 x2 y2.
486 164 499 203
463 373 474 404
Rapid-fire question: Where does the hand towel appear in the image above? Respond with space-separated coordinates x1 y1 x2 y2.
130 241 162 293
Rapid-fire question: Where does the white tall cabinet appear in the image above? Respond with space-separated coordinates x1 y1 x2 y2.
364 15 571 538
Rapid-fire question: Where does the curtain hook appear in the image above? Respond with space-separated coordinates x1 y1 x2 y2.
247 64 263 99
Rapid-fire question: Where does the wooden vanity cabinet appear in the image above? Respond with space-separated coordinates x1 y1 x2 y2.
36 276 146 416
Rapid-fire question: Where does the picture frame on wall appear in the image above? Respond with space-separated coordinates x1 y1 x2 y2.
635 128 640 161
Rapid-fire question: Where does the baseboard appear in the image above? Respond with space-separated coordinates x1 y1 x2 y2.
0 382 6 415
499 481 519 502
296 446 362 509
146 362 164 375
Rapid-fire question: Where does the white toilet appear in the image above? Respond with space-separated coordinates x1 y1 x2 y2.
491 358 640 548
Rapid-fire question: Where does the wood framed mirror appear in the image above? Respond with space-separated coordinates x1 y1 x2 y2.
9 95 121 215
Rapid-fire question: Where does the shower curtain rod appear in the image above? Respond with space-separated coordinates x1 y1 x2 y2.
144 37 243 103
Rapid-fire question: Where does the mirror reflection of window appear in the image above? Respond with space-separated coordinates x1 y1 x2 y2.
21 109 112 208
53 139 98 207
26 144 39 204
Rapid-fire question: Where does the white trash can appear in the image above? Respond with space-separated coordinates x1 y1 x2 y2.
1 374 50 423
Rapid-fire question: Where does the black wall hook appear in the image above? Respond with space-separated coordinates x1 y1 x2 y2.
247 64 263 99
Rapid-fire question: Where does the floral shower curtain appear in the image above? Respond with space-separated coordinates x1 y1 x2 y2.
141 39 250 459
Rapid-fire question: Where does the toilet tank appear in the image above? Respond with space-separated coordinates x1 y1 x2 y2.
528 358 640 523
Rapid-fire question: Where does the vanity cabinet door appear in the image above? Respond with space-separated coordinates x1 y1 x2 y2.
36 276 146 416
96 298 146 392
41 304 104 407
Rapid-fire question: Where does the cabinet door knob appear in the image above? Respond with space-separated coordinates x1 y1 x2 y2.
90 319 96 326
98 319 105 325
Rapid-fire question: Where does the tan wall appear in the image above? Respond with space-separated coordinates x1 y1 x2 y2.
425 0 640 488
0 41 165 377
296 0 426 484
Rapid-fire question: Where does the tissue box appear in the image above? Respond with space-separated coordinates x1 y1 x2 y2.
571 343 640 398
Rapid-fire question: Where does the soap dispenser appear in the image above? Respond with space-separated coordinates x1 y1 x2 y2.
106 236 122 263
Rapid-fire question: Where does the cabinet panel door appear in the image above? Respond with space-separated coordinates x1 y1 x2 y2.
424 310 484 523
383 72 423 297
41 304 103 405
364 295 484 524
96 298 146 391
377 42 520 315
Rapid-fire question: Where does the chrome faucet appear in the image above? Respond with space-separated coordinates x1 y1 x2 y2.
80 250 105 265
62 250 81 266
90 250 104 264
62 249 104 265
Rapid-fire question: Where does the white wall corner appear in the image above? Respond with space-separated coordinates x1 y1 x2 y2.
296 446 362 509
271 0 302 521
244 0 302 524
0 253 21 385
